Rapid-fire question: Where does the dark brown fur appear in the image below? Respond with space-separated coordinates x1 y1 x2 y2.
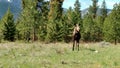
72 31 81 51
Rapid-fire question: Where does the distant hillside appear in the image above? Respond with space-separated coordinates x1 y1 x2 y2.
82 8 111 16
0 0 112 19
0 0 21 19
63 8 111 17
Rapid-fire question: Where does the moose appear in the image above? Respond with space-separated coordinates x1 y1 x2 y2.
72 24 81 51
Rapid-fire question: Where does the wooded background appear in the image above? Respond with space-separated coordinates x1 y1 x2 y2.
0 0 120 44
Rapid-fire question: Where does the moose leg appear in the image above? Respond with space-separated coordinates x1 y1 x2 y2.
77 41 79 51
78 43 79 51
72 40 75 51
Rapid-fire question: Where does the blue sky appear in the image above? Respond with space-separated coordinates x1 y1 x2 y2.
62 0 120 10
1 0 119 10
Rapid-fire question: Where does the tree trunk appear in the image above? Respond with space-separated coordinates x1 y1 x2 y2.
115 38 117 45
33 27 36 41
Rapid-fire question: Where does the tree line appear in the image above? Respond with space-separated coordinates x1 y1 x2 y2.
0 0 120 44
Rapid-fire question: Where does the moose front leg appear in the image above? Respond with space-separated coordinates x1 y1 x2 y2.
77 41 79 51
78 43 79 51
72 41 75 51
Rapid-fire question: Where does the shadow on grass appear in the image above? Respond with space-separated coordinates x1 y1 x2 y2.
80 47 96 52
87 48 96 52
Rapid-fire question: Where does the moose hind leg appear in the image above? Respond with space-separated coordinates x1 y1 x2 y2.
72 41 75 51
77 40 79 51
78 43 79 51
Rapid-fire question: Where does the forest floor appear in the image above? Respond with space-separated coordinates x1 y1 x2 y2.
0 41 120 68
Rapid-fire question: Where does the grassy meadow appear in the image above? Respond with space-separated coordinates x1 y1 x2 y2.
0 42 120 68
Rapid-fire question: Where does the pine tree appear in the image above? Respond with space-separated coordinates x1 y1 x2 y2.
48 0 64 20
2 9 16 41
101 0 107 22
73 0 83 33
19 0 50 41
62 7 75 42
38 1 49 41
0 19 4 42
17 0 41 41
83 13 94 41
74 0 82 25
86 0 99 42
21 0 29 9
46 0 64 42
65 7 75 33
95 16 103 41
89 0 98 19
93 0 107 41
103 3 120 45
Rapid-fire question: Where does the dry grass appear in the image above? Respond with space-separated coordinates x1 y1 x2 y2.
0 42 120 68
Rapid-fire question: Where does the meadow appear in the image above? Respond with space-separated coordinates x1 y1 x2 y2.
0 42 120 68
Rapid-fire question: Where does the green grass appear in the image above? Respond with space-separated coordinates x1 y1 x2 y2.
0 42 120 68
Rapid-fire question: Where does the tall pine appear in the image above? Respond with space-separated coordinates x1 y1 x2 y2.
0 17 4 42
74 0 82 25
89 0 98 19
101 0 107 22
46 0 64 42
62 7 75 42
103 3 120 45
95 0 107 41
83 13 94 41
2 9 16 41
48 0 64 20
38 1 49 41
85 0 99 42
17 0 41 41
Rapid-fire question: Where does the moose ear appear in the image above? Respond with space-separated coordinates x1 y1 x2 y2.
74 23 76 26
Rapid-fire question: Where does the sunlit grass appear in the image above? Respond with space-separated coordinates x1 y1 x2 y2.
0 42 120 68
